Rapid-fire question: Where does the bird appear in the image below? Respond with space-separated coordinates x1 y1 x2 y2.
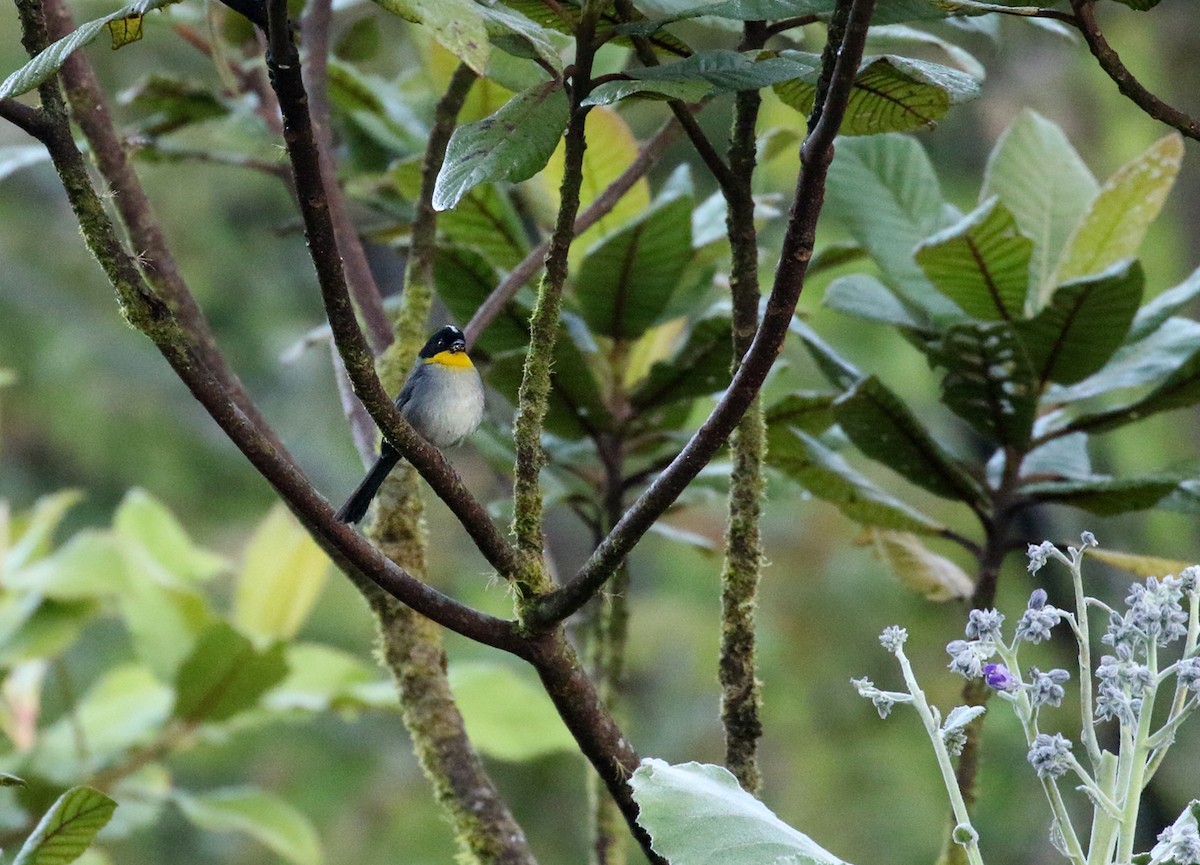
335 325 484 524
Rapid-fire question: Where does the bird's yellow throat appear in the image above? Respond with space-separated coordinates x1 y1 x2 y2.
426 350 475 369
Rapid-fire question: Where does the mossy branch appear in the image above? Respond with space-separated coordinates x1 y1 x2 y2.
510 1 609 590
718 20 768 795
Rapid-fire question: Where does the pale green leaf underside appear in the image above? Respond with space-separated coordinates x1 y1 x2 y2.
980 109 1098 300
631 759 849 865
176 788 321 865
768 428 947 535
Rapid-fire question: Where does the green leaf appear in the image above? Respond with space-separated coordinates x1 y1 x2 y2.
4 531 128 599
1049 317 1200 404
1087 548 1197 580
172 623 288 723
233 504 330 643
0 0 179 100
30 665 172 784
265 643 390 713
768 428 946 535
574 193 695 340
118 578 215 681
864 24 985 80
369 0 490 74
1064 343 1200 436
5 490 83 573
775 54 979 136
931 321 1037 447
981 109 1098 300
13 787 116 865
823 135 961 323
432 182 535 271
864 529 973 601
1016 259 1144 386
478 2 564 74
1127 265 1200 342
1021 475 1177 516
764 392 837 437
790 320 863 391
632 49 817 92
582 78 711 107
1053 133 1184 287
447 661 575 761
0 598 94 667
433 80 568 211
915 197 1032 320
833 376 982 503
538 107 652 260
116 75 227 136
630 759 848 865
114 488 227 585
175 788 321 865
822 273 927 330
630 315 732 413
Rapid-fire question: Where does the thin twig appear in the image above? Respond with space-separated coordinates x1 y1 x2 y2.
1069 0 1200 141
0 98 50 139
528 0 880 629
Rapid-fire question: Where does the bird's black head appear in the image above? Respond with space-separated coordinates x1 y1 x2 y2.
419 325 467 359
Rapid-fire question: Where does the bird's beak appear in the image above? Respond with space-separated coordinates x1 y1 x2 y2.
452 339 467 353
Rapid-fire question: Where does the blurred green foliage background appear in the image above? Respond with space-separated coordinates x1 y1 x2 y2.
2 2 1199 864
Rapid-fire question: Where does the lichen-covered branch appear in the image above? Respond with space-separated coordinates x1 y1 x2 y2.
718 20 768 795
510 0 609 588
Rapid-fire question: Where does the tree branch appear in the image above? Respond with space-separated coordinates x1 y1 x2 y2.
300 0 392 353
1069 0 1200 141
527 0 879 629
509 2 606 584
0 98 51 140
261 0 524 581
718 19 767 796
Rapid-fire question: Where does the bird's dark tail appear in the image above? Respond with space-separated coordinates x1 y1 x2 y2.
334 448 402 524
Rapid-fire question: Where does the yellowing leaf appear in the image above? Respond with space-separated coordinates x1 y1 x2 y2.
1052 133 1184 289
533 106 650 259
864 529 973 601
106 14 143 49
234 504 330 642
1087 547 1197 580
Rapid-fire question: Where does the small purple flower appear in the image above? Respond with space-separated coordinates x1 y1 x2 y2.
983 663 1018 692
